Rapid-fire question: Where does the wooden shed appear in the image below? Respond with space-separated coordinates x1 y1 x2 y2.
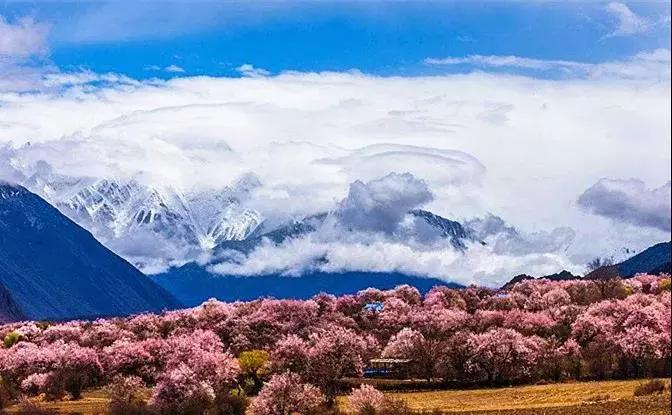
365 358 414 379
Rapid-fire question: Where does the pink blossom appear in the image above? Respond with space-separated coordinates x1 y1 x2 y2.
270 334 311 376
20 372 50 395
249 372 324 415
347 384 385 414
149 363 216 414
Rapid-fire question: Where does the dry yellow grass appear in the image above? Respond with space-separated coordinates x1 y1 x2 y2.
389 379 651 411
4 389 109 414
5 379 670 414
338 379 672 413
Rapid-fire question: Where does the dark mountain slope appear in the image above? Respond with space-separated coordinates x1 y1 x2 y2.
617 241 671 277
0 183 181 321
501 270 580 289
584 241 671 280
0 280 25 323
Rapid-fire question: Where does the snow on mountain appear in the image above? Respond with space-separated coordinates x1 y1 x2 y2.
21 170 262 272
17 165 493 277
21 168 480 274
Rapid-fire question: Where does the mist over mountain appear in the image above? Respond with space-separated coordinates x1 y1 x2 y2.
5 165 586 287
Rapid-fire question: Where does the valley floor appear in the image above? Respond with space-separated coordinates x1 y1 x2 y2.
342 379 672 414
5 379 671 415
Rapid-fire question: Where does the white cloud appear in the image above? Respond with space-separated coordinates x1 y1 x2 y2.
466 214 576 256
0 15 50 93
424 55 588 71
424 49 671 80
0 16 49 59
164 64 185 73
0 53 669 282
208 235 581 287
578 178 671 232
236 64 270 78
604 2 649 38
338 173 433 233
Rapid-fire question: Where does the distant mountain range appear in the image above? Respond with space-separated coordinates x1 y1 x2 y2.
212 209 473 256
584 241 671 280
502 242 671 288
4 172 669 320
151 209 472 306
20 172 481 273
0 183 181 321
152 263 461 306
617 241 671 277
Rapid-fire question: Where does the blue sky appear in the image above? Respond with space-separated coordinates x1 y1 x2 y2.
2 1 670 78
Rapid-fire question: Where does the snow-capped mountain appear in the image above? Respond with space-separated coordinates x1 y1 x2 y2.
22 170 262 272
19 166 482 275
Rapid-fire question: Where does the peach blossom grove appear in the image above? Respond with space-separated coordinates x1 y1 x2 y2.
0 274 670 414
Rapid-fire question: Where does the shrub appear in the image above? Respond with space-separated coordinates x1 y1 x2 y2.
106 375 150 415
149 363 215 415
249 372 324 415
20 373 50 396
633 379 666 396
238 350 269 394
212 389 248 415
3 332 22 349
347 385 385 415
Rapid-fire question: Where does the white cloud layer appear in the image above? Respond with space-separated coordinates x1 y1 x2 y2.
425 49 671 81
236 64 271 78
578 178 671 232
0 51 670 283
208 235 582 288
164 65 185 74
339 173 433 233
604 2 649 38
0 16 48 59
0 16 50 93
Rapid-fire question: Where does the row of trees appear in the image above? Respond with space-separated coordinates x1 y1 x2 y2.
0 274 669 414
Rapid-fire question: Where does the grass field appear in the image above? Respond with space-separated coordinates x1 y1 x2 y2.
5 379 671 414
356 379 672 414
367 379 671 412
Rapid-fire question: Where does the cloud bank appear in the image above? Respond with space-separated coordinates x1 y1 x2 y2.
0 16 51 93
0 50 670 284
578 178 671 232
339 173 433 233
207 173 582 287
604 2 649 38
0 16 48 59
425 49 671 80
